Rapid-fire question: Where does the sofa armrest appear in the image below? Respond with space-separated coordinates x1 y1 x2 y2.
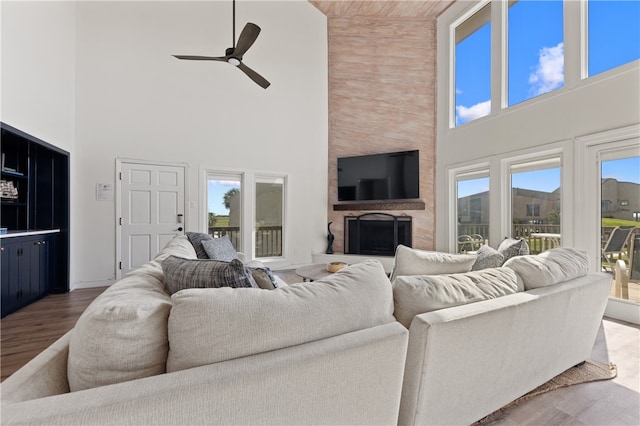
398 273 611 426
1 332 71 402
2 322 408 425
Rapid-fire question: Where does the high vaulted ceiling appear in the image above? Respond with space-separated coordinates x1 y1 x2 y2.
309 0 454 19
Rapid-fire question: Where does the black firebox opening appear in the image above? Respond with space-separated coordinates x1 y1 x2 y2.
344 213 412 256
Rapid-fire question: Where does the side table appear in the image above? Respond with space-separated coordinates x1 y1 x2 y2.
295 263 336 282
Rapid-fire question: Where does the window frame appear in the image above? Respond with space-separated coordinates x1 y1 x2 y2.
253 174 287 260
204 170 245 253
449 0 493 129
443 0 639 130
200 167 289 265
448 163 491 251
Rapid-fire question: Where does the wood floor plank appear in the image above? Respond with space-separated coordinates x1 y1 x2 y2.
1 286 106 381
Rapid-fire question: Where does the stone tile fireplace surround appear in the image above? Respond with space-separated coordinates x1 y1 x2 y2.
321 12 439 256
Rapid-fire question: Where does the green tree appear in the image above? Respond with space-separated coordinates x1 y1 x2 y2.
208 212 217 227
223 188 240 209
548 209 561 225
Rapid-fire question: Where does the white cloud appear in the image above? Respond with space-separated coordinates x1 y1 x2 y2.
456 88 463 95
456 100 491 124
529 42 564 96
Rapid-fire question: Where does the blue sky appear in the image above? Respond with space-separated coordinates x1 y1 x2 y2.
208 179 240 215
455 0 640 125
458 157 639 198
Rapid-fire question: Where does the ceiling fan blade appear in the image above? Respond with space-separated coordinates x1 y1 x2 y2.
173 55 227 61
232 23 261 58
237 62 270 89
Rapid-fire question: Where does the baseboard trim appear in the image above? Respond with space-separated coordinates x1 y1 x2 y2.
71 280 114 291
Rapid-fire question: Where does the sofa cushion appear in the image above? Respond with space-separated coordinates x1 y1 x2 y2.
502 247 590 290
67 262 172 392
497 238 530 264
201 236 238 262
390 244 476 282
392 268 520 328
186 231 214 259
162 256 257 294
166 259 395 373
471 245 504 271
246 261 281 289
154 235 198 262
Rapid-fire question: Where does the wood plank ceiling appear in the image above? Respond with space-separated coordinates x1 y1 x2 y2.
309 0 454 19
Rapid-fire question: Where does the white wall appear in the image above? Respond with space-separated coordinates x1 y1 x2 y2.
3 1 328 288
1 1 76 150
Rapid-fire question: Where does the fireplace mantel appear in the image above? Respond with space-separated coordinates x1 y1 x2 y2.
333 201 425 211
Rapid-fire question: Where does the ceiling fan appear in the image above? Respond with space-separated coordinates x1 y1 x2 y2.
173 0 270 89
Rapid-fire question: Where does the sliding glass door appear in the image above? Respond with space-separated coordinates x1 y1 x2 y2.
600 154 640 303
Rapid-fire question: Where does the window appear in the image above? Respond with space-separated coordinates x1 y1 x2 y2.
255 176 285 258
587 0 640 77
454 2 491 126
443 1 639 128
510 160 561 253
207 173 242 251
508 0 564 106
456 172 489 252
526 204 540 217
600 154 640 303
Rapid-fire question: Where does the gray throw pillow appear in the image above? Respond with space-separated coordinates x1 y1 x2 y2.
471 245 504 271
162 256 257 294
201 236 238 262
497 238 530 264
186 232 214 259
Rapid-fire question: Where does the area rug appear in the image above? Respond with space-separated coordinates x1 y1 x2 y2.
472 360 617 425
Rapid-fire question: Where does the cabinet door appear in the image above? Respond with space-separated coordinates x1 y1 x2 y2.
1 240 23 316
27 238 42 302
38 236 51 297
1 242 10 316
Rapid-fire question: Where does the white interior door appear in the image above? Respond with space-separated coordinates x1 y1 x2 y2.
118 161 186 276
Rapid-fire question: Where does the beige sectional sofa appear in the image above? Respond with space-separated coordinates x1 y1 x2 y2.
1 236 409 425
1 237 611 425
391 244 611 425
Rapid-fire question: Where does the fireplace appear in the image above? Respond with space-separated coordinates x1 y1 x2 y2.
344 213 412 256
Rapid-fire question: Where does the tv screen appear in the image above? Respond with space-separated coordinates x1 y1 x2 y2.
337 150 419 202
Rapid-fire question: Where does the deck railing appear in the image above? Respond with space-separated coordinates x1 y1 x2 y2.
458 224 634 255
208 226 282 258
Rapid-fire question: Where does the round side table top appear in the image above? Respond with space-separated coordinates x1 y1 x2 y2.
295 263 337 282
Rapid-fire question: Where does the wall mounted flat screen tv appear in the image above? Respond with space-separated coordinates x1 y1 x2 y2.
337 150 419 202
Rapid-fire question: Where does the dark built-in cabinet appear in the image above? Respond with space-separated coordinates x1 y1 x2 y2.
1 123 70 317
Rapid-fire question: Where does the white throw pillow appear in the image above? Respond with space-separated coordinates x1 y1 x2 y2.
390 244 476 282
392 267 520 328
502 247 590 290
166 259 395 373
67 265 172 392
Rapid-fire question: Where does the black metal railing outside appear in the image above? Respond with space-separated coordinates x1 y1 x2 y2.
208 226 282 258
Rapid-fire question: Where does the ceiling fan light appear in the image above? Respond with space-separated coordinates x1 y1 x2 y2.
228 58 241 66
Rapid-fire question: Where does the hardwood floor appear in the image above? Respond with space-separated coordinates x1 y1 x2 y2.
1 286 106 381
1 280 638 426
